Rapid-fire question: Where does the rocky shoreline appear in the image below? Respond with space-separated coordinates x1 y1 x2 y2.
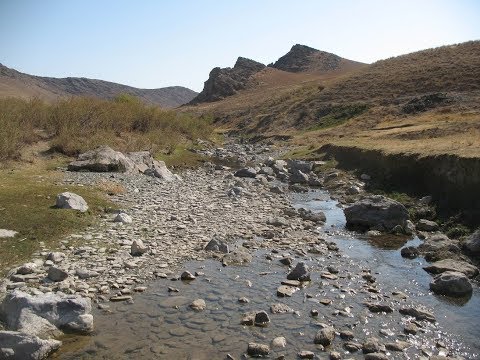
0 141 479 359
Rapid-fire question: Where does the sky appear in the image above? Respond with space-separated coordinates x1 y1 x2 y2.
1 0 479 92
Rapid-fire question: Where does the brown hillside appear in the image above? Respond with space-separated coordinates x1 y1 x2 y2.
0 64 197 108
184 41 480 158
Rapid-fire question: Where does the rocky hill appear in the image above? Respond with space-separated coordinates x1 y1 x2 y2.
0 64 197 108
188 57 265 104
189 45 365 105
270 44 363 73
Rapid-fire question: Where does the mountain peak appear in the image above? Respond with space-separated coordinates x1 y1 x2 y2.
271 44 344 73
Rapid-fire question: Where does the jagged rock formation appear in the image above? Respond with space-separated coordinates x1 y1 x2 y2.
271 44 358 73
189 57 265 104
0 64 197 108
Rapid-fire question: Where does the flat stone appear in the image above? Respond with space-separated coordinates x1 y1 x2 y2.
189 299 206 311
298 350 315 359
270 303 294 314
423 259 479 278
277 285 297 297
47 266 68 282
247 342 270 357
109 296 133 302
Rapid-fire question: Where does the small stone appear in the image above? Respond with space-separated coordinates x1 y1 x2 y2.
131 239 148 256
247 342 270 357
46 252 65 263
241 312 255 326
320 298 332 306
190 299 206 311
310 309 319 317
314 326 335 346
279 257 293 266
0 229 18 238
399 307 435 322
401 246 419 259
277 285 297 297
254 311 270 326
344 342 362 352
271 336 286 348
385 341 410 351
270 303 294 314
181 271 196 281
110 295 133 302
281 279 301 287
404 323 418 335
340 330 354 340
16 263 37 275
47 266 68 282
168 287 179 293
298 350 315 359
238 297 250 303
362 338 381 354
364 353 388 360
287 262 311 281
365 302 394 313
114 213 133 224
330 351 342 360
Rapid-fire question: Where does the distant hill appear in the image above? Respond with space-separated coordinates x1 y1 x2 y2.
189 44 365 105
0 64 197 108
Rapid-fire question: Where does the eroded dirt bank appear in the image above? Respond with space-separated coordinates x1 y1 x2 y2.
319 144 480 227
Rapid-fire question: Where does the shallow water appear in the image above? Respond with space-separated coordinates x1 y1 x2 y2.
293 190 480 357
53 190 479 359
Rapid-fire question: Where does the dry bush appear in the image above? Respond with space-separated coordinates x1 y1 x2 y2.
0 95 213 160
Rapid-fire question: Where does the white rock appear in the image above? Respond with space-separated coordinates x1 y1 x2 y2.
55 192 88 212
0 229 18 238
113 213 133 224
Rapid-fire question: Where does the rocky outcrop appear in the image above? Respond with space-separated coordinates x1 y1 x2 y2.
189 57 265 104
344 195 409 232
68 146 137 173
68 146 178 181
271 44 356 73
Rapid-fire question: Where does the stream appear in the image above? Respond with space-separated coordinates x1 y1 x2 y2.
53 189 479 359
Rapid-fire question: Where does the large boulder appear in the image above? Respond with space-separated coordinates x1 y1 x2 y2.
464 229 480 254
429 271 473 297
0 331 62 360
286 159 313 174
1 290 93 338
68 146 136 173
344 195 409 232
423 259 479 278
126 151 154 173
55 192 88 212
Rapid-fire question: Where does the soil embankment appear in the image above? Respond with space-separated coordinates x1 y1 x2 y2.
319 144 480 226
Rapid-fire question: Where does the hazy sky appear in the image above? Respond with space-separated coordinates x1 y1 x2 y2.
1 0 479 92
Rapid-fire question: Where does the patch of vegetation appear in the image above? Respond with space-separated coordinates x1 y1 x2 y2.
0 95 214 161
156 144 206 168
307 103 369 131
0 166 115 274
445 225 471 239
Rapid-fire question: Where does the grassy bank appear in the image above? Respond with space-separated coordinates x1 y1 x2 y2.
0 94 214 161
0 163 117 274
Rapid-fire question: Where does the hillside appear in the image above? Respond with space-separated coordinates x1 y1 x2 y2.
0 64 197 108
188 44 366 105
270 44 364 73
183 41 480 159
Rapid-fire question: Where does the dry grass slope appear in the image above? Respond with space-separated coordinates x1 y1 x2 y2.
0 94 213 162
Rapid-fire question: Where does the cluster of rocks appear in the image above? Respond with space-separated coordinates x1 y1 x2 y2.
68 145 180 181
